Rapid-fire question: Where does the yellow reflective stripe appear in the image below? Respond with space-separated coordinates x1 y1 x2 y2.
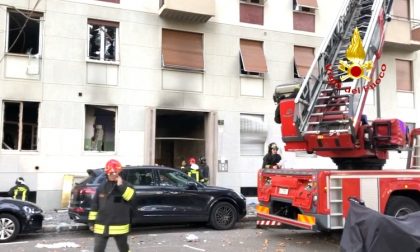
88 211 98 220
189 170 200 182
122 187 134 201
109 224 130 235
93 224 105 234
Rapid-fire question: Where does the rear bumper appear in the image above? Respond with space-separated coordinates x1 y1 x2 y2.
257 212 315 230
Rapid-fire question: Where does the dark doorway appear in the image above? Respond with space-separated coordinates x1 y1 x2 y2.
155 110 205 168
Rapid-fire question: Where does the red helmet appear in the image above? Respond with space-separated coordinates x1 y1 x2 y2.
105 159 122 175
188 157 196 164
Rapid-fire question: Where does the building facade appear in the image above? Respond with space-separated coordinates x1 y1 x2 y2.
0 0 419 209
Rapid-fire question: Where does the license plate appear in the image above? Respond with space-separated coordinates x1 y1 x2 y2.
279 188 288 195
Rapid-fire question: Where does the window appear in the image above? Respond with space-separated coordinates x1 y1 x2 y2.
392 0 409 19
240 114 266 155
293 0 317 32
161 29 204 71
126 169 155 186
157 169 194 188
84 105 116 151
2 101 39 150
240 1 264 25
396 59 413 91
7 9 42 55
294 46 315 78
293 0 317 13
240 39 268 76
88 19 119 61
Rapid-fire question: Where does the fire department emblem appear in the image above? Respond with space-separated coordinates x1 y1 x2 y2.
338 27 373 81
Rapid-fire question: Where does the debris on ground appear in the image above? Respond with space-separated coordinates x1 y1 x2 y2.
35 242 80 249
186 234 199 242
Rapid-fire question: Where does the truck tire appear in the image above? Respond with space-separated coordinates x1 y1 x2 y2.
385 196 420 217
209 202 237 230
0 213 20 243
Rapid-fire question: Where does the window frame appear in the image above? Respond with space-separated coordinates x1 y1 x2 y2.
2 101 39 151
240 113 266 156
97 0 120 3
293 0 318 13
239 39 268 77
84 105 117 152
87 19 119 63
396 59 413 92
6 9 43 55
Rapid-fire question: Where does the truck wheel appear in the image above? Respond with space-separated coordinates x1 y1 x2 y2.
0 213 20 243
385 196 420 217
209 202 237 230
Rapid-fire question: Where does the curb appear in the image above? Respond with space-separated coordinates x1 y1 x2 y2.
41 215 258 233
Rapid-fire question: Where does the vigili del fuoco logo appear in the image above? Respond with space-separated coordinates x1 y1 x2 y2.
326 27 386 94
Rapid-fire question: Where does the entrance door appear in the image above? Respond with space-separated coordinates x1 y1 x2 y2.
155 110 206 168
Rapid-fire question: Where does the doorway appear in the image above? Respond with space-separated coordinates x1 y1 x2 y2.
155 110 206 168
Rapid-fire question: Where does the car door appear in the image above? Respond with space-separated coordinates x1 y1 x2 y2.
123 168 165 224
156 169 211 222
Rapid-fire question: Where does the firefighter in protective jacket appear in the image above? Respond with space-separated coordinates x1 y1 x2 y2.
8 177 30 201
88 159 135 252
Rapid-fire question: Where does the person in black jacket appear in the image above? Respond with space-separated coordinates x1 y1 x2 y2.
88 159 135 252
9 177 30 201
262 143 282 169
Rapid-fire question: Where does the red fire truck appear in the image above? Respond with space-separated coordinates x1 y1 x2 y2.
257 0 420 231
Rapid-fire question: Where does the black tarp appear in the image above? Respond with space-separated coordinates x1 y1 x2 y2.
340 199 420 252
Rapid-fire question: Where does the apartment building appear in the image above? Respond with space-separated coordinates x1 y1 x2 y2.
0 0 419 209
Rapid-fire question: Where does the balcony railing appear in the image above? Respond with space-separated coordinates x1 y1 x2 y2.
159 0 215 23
384 16 420 51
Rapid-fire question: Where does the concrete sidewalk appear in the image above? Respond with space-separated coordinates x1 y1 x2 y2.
41 203 257 233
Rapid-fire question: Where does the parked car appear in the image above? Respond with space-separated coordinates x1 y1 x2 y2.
0 197 44 243
68 166 246 230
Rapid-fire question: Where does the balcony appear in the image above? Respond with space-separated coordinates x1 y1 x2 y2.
384 17 420 52
159 0 215 23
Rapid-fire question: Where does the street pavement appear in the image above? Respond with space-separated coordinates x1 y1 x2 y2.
41 203 258 233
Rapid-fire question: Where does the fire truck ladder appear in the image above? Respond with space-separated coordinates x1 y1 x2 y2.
328 177 345 229
294 0 393 140
407 128 420 169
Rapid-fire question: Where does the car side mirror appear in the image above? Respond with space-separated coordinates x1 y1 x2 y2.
186 182 198 190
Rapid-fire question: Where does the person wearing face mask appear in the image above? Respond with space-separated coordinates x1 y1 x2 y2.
88 159 135 252
262 143 282 169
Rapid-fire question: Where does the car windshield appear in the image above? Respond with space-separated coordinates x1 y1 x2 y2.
158 169 199 188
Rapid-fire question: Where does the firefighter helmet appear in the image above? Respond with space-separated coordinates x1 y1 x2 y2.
188 157 196 164
105 159 122 175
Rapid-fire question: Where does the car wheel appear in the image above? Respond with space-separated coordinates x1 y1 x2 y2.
209 202 237 230
0 214 20 243
385 196 420 217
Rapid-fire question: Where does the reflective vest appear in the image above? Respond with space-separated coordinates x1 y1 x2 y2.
88 180 135 235
10 185 29 201
188 169 201 182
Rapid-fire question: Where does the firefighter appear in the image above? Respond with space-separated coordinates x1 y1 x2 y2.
198 156 209 184
187 157 202 182
8 177 30 201
262 143 282 169
88 159 135 252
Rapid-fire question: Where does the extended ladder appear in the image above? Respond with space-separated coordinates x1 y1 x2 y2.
294 0 393 140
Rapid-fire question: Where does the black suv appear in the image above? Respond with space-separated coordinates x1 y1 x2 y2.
68 166 246 230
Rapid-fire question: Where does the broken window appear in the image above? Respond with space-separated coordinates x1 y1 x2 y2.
7 9 43 55
88 19 118 61
84 105 116 151
2 101 39 150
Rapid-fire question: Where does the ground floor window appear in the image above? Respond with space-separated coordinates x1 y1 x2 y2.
240 113 266 156
84 105 116 151
2 101 39 150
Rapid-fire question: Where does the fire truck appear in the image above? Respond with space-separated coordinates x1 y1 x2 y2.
257 0 420 231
